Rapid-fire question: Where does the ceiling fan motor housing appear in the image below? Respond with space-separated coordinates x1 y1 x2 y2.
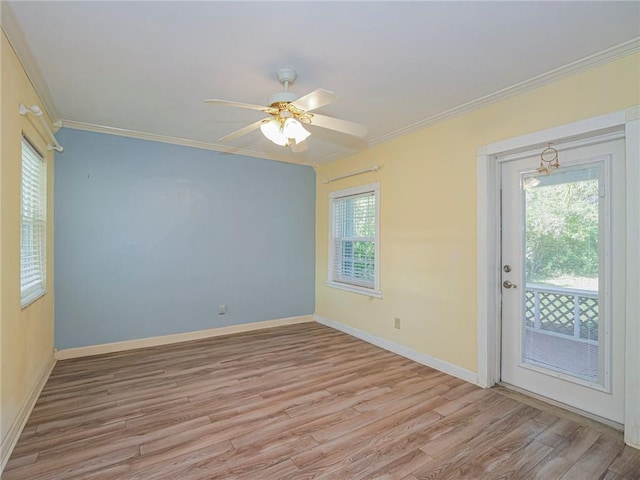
268 91 299 106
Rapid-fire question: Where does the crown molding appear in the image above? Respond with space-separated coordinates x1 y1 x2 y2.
1 2 60 123
366 37 640 150
59 119 310 166
315 38 640 166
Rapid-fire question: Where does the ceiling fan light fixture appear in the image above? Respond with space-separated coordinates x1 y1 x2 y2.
260 119 288 146
283 118 311 144
260 117 311 147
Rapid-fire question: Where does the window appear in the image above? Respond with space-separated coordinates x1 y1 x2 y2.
21 137 47 307
328 183 381 297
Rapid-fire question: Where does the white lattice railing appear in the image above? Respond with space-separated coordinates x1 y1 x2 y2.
524 284 599 345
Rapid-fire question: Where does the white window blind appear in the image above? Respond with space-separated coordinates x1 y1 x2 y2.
21 137 47 307
328 183 380 296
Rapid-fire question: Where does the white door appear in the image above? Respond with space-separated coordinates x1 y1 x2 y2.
500 136 626 424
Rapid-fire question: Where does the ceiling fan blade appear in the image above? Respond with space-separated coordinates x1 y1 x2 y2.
291 89 337 112
308 114 368 138
218 119 264 143
205 99 269 112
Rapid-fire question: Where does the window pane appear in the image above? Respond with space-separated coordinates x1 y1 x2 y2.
523 165 601 384
331 188 377 289
21 137 47 306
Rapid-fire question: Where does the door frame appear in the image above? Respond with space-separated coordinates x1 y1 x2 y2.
476 106 640 447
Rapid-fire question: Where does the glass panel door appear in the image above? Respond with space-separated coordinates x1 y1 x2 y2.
500 137 625 424
522 165 603 385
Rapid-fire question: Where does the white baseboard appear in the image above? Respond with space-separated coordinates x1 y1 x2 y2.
1 352 56 473
314 315 478 385
55 315 314 360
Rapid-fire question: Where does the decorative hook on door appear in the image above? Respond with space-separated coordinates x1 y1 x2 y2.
537 143 559 175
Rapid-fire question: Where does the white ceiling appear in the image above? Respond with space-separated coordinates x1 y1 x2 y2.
5 1 639 165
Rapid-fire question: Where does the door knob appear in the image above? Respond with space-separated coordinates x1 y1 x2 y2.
503 280 517 289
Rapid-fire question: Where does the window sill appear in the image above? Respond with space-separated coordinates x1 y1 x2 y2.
326 281 382 298
21 289 47 309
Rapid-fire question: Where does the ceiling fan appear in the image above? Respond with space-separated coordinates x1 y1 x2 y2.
205 68 368 152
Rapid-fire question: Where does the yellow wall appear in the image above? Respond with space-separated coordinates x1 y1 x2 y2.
316 53 640 373
1 32 55 460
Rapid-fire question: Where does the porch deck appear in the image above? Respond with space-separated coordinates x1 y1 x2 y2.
521 283 599 382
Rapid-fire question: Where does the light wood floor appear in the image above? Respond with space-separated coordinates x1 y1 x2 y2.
3 323 639 479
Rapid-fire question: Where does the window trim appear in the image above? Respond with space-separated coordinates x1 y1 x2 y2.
20 135 47 308
327 182 382 298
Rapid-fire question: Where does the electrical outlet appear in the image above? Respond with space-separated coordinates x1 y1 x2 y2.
218 304 226 315
394 317 401 329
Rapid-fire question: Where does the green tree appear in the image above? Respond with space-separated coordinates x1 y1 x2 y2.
525 177 599 283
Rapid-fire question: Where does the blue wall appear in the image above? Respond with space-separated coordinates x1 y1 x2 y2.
54 129 315 349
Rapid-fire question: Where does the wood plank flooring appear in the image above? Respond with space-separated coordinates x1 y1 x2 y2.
3 323 639 479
